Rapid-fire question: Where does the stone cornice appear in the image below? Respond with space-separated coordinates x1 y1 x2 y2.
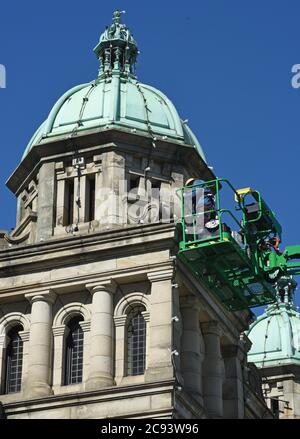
2 379 175 412
259 363 300 380
7 127 215 195
0 223 176 275
0 260 175 301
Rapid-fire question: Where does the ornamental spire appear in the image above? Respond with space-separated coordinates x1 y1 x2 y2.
112 9 124 25
93 10 139 79
274 275 297 308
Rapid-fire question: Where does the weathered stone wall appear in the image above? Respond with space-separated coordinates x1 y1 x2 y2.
0 131 271 418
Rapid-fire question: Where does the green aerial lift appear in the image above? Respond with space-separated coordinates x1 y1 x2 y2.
177 178 300 311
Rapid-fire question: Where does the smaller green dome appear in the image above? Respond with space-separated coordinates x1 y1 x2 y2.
247 295 300 368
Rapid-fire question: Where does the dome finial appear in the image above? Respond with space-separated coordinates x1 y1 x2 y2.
112 10 126 25
275 275 297 308
93 10 138 79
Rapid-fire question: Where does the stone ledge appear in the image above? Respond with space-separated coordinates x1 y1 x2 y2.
0 259 174 301
3 379 176 419
0 223 176 275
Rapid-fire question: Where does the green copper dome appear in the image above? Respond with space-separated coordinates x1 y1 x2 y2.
247 281 300 368
22 11 206 162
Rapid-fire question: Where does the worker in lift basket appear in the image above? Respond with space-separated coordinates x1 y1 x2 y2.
184 178 219 240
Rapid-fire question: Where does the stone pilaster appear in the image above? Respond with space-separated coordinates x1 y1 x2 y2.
37 162 56 241
16 192 25 226
180 296 204 405
85 280 117 390
114 315 127 385
171 168 184 222
146 269 175 382
201 321 224 418
24 290 56 398
96 151 126 227
52 325 66 389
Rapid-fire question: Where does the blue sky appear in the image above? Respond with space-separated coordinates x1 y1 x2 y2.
1 1 300 311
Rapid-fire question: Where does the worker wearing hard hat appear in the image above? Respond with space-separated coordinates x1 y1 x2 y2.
184 178 219 239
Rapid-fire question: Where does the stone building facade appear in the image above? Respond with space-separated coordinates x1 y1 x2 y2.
0 11 271 419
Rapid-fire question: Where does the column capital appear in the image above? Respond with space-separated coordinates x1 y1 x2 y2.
201 320 222 336
86 279 118 294
180 295 201 311
147 269 174 283
25 290 56 305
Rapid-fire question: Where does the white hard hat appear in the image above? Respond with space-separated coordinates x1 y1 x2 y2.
185 178 196 186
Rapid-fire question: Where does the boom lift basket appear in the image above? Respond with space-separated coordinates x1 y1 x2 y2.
177 178 277 311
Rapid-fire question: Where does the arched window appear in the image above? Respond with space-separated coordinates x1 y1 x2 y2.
64 316 84 385
126 306 146 376
5 325 24 394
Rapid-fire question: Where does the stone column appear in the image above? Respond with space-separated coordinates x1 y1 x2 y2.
180 297 204 405
86 280 116 390
146 269 175 382
37 162 56 241
201 321 224 418
222 343 245 419
25 291 56 398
